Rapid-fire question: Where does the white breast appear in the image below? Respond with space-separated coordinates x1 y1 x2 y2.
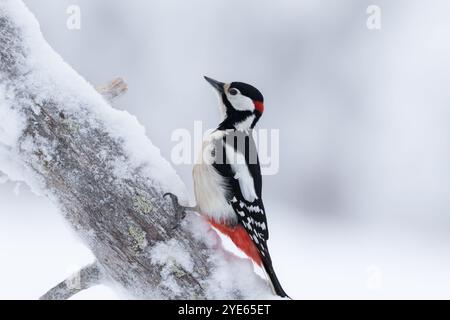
193 132 237 225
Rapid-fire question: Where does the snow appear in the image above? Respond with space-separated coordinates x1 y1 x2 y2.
0 0 271 300
0 82 28 185
2 0 450 299
70 285 119 300
147 216 277 299
149 238 196 296
0 85 25 147
150 239 194 273
184 212 222 249
205 252 275 300
0 0 188 202
184 213 278 299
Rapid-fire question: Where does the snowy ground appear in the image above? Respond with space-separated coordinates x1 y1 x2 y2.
0 182 115 299
2 181 450 299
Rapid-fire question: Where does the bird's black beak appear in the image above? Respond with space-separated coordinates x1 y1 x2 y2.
204 76 225 93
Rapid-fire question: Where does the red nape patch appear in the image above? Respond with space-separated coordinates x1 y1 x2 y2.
254 101 264 113
209 219 262 266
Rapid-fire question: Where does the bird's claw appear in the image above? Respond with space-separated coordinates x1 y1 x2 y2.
164 192 187 229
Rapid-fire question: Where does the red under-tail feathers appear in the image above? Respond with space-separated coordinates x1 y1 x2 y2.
209 218 290 298
208 218 262 266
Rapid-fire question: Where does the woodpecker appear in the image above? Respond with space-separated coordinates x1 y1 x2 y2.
191 76 289 298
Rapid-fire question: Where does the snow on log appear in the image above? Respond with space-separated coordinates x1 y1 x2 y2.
0 0 274 299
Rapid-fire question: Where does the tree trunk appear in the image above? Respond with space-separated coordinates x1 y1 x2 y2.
0 0 272 300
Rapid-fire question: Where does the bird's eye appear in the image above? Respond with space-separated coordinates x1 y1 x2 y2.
229 88 238 96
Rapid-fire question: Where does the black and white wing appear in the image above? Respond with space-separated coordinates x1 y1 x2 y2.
212 130 271 259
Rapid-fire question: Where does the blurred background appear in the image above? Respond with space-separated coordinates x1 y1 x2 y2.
2 0 450 299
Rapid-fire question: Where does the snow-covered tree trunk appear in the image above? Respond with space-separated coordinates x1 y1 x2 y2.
0 0 273 299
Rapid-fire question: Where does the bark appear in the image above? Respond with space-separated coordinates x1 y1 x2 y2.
0 0 272 300
39 262 104 300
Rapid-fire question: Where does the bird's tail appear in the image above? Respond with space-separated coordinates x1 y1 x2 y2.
262 259 290 299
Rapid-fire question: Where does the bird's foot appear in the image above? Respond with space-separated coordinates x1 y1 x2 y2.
164 193 198 229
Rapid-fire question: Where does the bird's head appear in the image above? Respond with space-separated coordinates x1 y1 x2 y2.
204 76 264 131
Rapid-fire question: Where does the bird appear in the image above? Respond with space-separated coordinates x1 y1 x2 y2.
191 76 289 298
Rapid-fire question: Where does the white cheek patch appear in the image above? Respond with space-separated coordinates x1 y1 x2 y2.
227 93 255 112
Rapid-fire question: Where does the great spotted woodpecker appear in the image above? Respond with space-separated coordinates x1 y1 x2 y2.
191 76 288 298
165 77 288 297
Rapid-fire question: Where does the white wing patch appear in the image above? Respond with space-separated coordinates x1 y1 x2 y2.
224 143 258 202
